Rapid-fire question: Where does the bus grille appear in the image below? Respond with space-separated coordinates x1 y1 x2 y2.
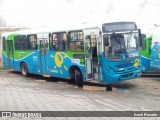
114 62 133 68
121 73 133 78
114 63 135 74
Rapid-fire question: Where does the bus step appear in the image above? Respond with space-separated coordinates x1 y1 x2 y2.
8 69 15 71
43 74 51 77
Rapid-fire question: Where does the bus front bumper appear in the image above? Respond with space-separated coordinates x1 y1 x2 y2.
103 69 142 85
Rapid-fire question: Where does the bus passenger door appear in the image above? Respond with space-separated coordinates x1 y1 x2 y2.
39 37 50 74
7 41 14 69
84 35 93 80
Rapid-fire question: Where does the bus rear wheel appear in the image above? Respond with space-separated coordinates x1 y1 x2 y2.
21 63 29 77
75 69 83 88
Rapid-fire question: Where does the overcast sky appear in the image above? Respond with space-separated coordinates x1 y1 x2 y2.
0 0 160 32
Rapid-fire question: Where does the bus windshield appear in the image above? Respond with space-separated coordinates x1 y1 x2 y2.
104 31 139 61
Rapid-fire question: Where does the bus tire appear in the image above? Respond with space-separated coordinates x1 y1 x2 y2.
68 78 76 84
75 69 83 87
21 63 29 77
106 84 112 91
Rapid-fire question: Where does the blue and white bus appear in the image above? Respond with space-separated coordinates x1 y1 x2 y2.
1 22 142 90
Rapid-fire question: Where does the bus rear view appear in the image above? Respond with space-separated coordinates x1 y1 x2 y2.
101 22 142 87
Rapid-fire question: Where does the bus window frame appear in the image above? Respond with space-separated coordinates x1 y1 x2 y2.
68 30 84 52
2 37 6 51
27 34 38 51
50 32 68 52
14 35 28 51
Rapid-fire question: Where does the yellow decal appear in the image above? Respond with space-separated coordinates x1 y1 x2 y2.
51 52 68 75
63 55 67 58
55 52 64 67
60 70 63 74
133 58 140 68
64 66 68 70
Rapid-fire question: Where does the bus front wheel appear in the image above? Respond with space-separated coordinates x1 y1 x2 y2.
21 63 29 77
75 69 83 88
106 84 112 91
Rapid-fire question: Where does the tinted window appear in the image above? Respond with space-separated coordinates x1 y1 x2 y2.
102 22 137 32
2 37 6 51
15 35 28 50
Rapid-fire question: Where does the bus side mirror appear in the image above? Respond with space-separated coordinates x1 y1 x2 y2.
141 34 146 50
138 29 146 50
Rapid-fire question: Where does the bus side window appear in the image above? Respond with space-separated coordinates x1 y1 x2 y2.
148 38 152 55
52 34 58 50
62 33 68 50
91 35 97 59
58 33 67 51
27 35 37 50
67 33 71 41
2 37 6 51
20 35 28 50
68 31 83 51
51 32 67 51
15 36 21 50
14 35 28 51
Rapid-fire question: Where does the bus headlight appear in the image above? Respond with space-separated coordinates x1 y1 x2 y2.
106 66 116 74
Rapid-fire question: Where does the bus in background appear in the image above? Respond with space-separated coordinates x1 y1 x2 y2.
141 26 160 73
1 22 142 91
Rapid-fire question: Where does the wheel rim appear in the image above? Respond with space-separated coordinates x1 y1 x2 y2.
22 65 26 75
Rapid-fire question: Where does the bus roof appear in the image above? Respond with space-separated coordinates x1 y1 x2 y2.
1 21 137 36
1 23 99 36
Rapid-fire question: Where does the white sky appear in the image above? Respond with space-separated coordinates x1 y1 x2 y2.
0 0 160 32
